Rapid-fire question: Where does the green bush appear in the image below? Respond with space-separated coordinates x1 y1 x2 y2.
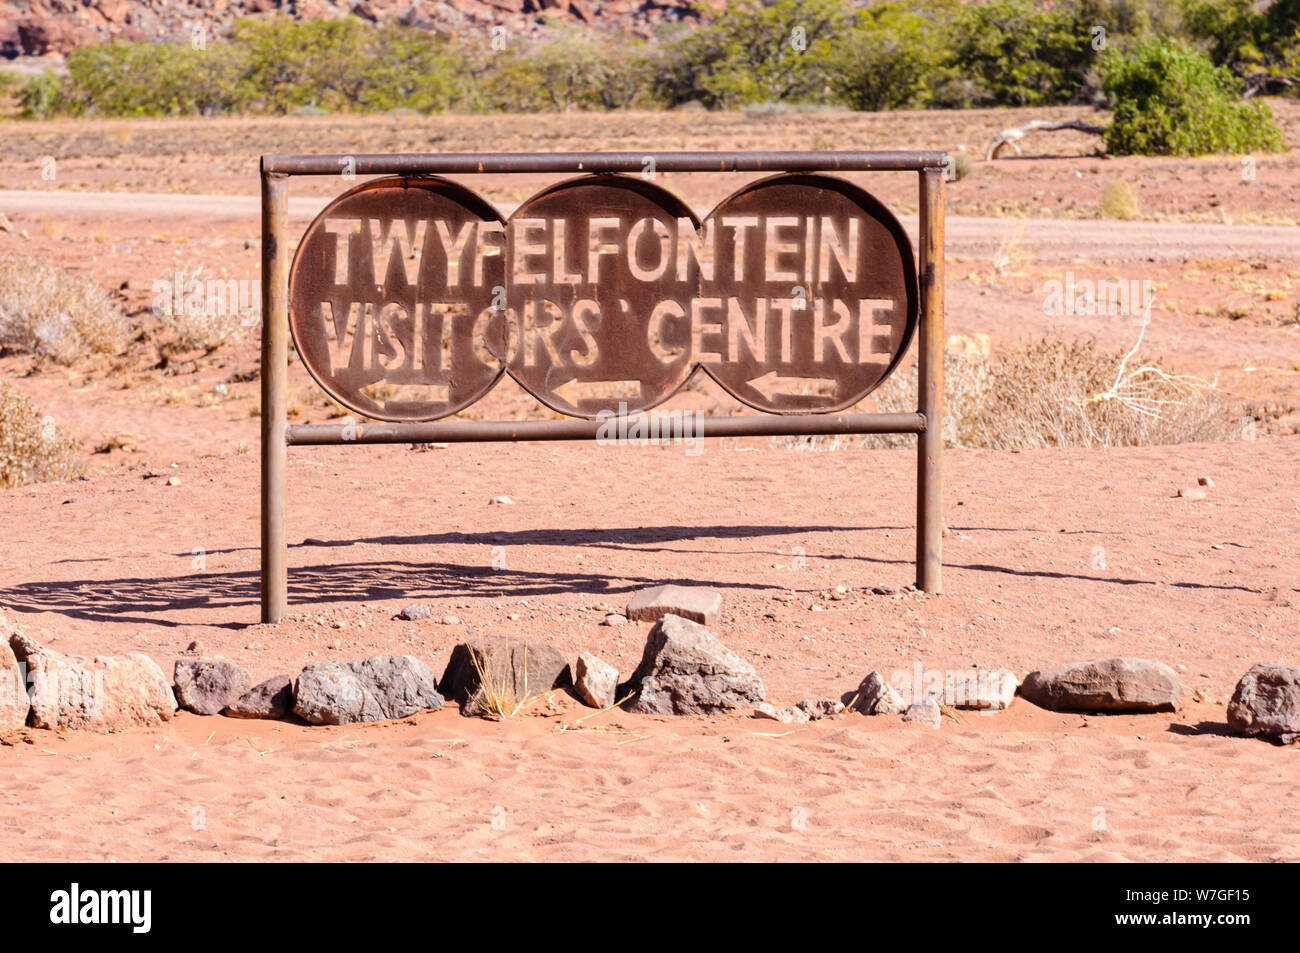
23 17 478 118
18 70 63 119
1103 39 1284 155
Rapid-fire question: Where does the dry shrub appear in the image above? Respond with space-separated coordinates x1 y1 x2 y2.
0 253 124 364
0 388 83 488
154 265 247 354
866 335 1235 450
1100 179 1140 220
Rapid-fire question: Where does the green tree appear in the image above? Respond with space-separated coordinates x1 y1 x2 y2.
943 0 1094 106
1183 0 1300 96
357 28 478 113
653 0 851 108
832 2 946 110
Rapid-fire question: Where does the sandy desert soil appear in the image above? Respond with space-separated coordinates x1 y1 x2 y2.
0 106 1298 862
0 435 1297 862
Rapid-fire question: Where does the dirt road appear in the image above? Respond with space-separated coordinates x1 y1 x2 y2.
4 188 1298 262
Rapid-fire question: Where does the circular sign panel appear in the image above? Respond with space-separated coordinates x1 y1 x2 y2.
288 176 511 422
696 173 917 414
503 175 700 418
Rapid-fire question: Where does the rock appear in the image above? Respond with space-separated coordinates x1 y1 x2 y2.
489 495 515 505
941 668 1019 710
903 697 941 729
796 697 845 720
398 603 430 621
9 632 175 731
574 652 618 709
870 586 899 596
182 640 204 656
600 613 627 627
752 701 809 723
1227 664 1300 744
224 675 293 720
1177 487 1207 500
1198 476 1214 487
174 659 252 715
294 655 443 725
166 476 181 487
845 670 906 715
439 636 570 717
0 212 12 234
624 614 765 716
0 633 28 732
1019 658 1181 713
625 584 723 625
441 614 461 625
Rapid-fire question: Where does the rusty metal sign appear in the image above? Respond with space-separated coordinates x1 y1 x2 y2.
288 172 917 421
261 149 947 625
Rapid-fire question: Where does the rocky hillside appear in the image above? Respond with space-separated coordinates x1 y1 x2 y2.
0 0 706 58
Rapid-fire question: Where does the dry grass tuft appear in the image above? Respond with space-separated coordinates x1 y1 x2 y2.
1100 178 1140 220
0 253 124 364
467 641 535 721
991 223 1034 275
0 388 83 488
865 334 1236 450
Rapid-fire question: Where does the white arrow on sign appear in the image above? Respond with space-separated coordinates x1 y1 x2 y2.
360 381 450 405
553 378 642 404
747 372 837 401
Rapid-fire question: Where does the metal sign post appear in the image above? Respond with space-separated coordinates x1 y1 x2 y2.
258 151 945 623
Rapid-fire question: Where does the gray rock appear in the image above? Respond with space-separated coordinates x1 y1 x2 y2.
600 613 627 627
9 631 175 731
753 701 809 723
439 636 570 717
625 584 723 626
1019 658 1181 713
625 614 765 716
294 655 444 725
174 659 253 715
845 670 906 715
225 675 294 720
1228 663 1300 744
942 668 1019 711
0 626 28 732
574 652 618 709
796 697 845 720
398 603 430 621
903 697 942 729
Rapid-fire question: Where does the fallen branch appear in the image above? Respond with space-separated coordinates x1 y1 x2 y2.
985 119 1107 160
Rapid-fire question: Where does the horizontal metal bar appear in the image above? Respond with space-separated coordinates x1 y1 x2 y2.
286 412 925 446
261 151 946 177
